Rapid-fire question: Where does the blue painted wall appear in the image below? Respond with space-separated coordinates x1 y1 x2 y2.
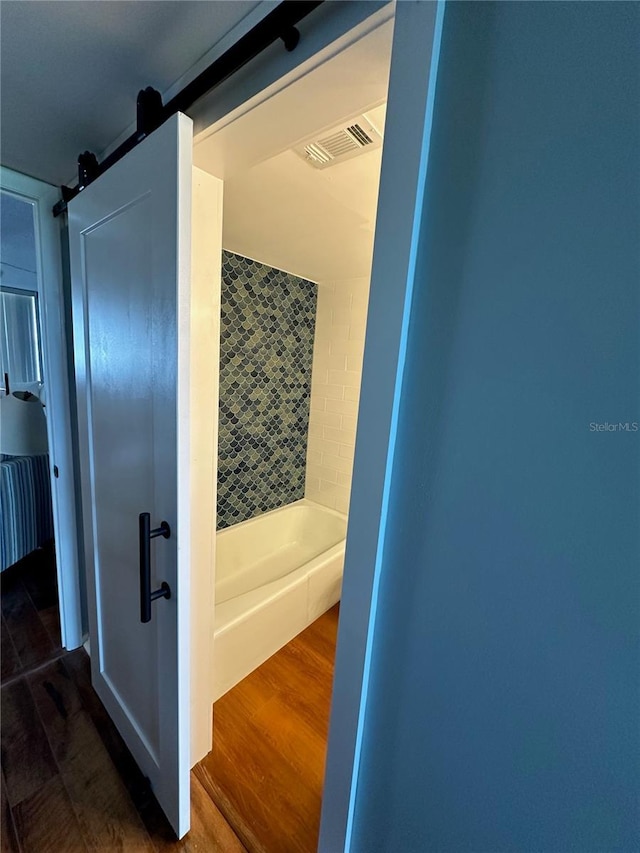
353 2 639 850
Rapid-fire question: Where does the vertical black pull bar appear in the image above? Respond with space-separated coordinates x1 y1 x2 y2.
139 512 171 624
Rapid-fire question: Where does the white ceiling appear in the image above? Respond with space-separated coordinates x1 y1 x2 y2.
0 1 262 185
222 104 387 283
195 21 393 283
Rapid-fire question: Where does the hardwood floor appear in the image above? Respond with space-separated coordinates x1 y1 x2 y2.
1 550 339 853
196 605 340 853
1 548 62 685
1 551 245 852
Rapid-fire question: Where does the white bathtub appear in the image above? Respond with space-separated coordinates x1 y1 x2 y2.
212 499 347 700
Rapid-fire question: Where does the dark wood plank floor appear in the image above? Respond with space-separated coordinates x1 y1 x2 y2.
196 605 340 853
2 550 339 853
1 548 62 685
1 550 246 853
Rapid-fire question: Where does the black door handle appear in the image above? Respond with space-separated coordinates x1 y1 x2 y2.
139 512 171 623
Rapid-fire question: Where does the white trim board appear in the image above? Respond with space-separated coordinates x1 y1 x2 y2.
319 3 445 849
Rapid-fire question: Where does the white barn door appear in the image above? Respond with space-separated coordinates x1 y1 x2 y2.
68 113 193 838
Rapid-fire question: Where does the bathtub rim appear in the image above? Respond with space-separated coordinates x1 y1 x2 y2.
216 496 347 541
214 498 347 632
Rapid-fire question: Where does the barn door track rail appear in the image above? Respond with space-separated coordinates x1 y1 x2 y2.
53 0 324 217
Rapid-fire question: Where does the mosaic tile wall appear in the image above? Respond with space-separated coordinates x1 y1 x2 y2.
217 251 317 529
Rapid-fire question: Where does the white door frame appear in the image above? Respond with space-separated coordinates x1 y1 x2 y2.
188 1 397 769
0 167 84 650
320 4 445 848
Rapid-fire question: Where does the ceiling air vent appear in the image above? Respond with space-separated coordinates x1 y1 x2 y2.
295 116 382 170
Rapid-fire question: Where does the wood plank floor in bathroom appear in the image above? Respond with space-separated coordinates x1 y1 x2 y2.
196 604 340 853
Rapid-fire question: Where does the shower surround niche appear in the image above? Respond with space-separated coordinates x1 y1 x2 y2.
217 250 317 529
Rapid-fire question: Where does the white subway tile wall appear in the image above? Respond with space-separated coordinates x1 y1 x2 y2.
305 277 370 515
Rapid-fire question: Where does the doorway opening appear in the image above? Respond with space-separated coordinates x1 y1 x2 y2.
190 16 393 850
1 192 63 681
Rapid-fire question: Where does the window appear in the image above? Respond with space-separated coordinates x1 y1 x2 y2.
0 288 42 389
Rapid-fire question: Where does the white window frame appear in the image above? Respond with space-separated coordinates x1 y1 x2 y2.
0 286 44 387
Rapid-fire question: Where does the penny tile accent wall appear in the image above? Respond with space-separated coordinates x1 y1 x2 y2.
217 251 317 529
